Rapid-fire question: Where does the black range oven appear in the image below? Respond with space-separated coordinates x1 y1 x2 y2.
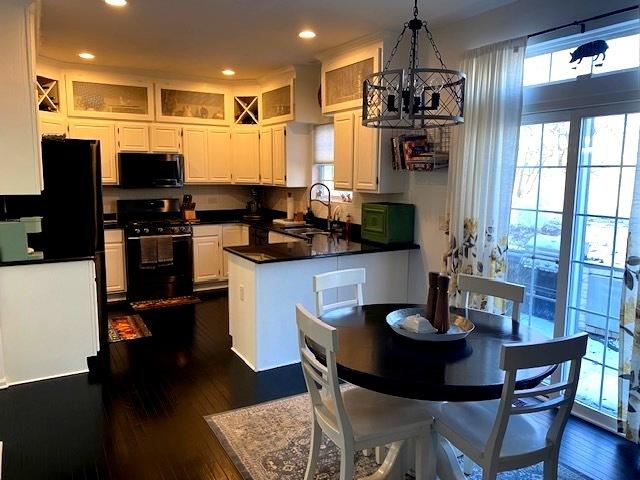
118 199 193 301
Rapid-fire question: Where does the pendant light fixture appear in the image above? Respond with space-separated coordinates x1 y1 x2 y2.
362 0 465 129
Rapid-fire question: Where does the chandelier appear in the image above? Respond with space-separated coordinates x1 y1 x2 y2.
362 0 465 129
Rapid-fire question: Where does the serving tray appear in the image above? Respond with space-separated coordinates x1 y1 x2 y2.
386 307 475 342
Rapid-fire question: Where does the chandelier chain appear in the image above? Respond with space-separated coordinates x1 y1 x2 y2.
422 22 448 71
413 0 419 18
383 23 408 71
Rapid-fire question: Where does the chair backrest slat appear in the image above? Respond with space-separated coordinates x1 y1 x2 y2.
485 332 588 464
314 268 365 316
296 304 353 439
457 273 524 322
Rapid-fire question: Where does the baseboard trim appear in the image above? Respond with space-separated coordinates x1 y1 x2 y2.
7 368 89 387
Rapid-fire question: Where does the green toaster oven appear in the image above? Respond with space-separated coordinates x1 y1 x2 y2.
361 202 415 244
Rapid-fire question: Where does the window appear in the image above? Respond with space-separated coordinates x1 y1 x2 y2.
312 123 351 200
523 21 640 86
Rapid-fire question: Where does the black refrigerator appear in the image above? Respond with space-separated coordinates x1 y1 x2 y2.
1 138 108 354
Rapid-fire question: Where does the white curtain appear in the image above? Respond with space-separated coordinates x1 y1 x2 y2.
444 37 527 310
618 137 640 443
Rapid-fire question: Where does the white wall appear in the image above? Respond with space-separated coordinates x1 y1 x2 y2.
404 0 638 301
102 184 251 213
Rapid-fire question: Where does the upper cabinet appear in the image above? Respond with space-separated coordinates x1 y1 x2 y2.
116 122 150 152
333 109 405 194
231 129 260 184
66 72 154 121
259 65 324 125
0 2 41 194
155 81 230 125
68 119 118 185
320 42 381 114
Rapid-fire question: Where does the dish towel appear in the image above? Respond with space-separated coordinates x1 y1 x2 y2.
139 236 158 268
156 236 174 266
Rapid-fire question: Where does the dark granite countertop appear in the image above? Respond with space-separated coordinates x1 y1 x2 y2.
103 209 286 229
224 234 419 264
0 255 96 268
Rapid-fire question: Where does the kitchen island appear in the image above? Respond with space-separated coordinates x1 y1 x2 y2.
225 234 418 371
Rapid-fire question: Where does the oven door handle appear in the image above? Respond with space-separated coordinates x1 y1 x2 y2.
127 234 192 240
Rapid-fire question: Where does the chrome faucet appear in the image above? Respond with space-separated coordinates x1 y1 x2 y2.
309 182 331 231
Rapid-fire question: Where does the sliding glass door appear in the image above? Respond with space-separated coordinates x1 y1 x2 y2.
507 106 639 425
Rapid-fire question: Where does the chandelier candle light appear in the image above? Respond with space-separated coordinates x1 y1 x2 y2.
362 0 465 129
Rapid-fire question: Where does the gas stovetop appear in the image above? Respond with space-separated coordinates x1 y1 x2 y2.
125 219 193 237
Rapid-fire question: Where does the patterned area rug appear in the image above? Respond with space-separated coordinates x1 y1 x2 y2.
205 392 589 480
107 314 152 343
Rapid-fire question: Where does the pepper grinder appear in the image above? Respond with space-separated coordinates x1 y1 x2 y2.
425 271 439 322
433 274 451 334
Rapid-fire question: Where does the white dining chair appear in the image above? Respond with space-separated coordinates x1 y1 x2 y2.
426 332 588 480
457 273 525 322
295 304 435 480
313 268 365 316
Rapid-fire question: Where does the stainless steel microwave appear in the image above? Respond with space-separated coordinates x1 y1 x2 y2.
118 153 184 188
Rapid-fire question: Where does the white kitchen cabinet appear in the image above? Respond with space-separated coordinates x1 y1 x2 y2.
183 126 209 183
333 111 355 190
66 72 154 121
208 127 232 183
259 127 273 185
0 2 42 194
193 225 222 283
222 224 249 278
231 129 260 184
104 229 126 294
39 112 67 136
116 122 150 152
258 123 311 188
319 42 380 114
258 65 323 125
333 109 406 194
150 124 182 153
67 119 118 184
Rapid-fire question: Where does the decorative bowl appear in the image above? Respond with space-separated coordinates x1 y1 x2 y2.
386 307 475 342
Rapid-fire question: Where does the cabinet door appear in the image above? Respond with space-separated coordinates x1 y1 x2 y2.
68 120 117 184
183 126 208 183
272 125 286 186
231 130 260 184
207 128 232 183
39 114 66 136
259 127 273 185
353 111 379 191
105 242 126 293
116 123 150 152
150 125 182 153
333 112 354 190
222 224 248 278
193 235 221 283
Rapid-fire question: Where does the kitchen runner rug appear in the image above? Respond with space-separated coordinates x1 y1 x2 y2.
205 391 589 480
130 295 201 311
107 314 152 343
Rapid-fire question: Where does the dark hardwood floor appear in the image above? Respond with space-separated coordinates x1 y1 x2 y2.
0 293 636 479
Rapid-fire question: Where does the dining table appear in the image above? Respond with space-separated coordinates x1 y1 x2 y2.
312 303 556 480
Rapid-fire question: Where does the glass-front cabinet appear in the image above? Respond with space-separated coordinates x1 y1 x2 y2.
155 81 229 125
321 42 380 114
65 73 154 121
260 82 294 125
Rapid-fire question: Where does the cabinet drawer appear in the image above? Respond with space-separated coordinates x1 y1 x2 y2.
193 224 222 238
104 229 124 243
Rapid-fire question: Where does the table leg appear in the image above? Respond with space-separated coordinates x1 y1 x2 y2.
434 433 466 480
361 441 406 480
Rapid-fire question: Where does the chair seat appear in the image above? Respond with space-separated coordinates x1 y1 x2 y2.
325 387 433 445
431 400 550 460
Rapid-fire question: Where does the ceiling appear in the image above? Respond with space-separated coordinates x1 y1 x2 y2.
39 0 517 80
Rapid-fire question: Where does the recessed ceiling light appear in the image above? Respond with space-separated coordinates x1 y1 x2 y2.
298 30 316 39
105 0 127 6
78 52 95 60
222 69 236 76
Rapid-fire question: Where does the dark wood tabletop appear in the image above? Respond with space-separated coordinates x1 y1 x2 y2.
312 303 556 402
